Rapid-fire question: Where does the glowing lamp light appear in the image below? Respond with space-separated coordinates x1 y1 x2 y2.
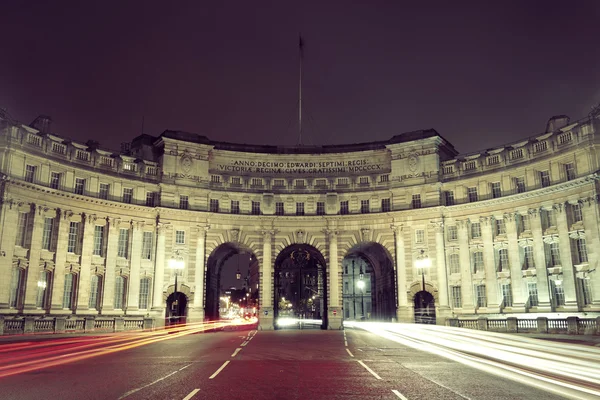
168 258 185 270
37 280 47 289
357 280 365 290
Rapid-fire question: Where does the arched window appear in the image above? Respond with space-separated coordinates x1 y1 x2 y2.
114 276 127 309
36 269 52 309
89 275 102 310
139 277 151 309
63 273 77 309
9 265 26 308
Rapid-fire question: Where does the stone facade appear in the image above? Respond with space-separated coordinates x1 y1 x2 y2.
0 111 599 330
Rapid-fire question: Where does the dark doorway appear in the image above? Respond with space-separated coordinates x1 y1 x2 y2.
274 245 327 329
414 291 436 324
166 292 188 325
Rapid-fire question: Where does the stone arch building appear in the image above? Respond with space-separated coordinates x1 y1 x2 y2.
0 111 598 330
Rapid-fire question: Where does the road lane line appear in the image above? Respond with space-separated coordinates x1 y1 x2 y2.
118 364 192 399
209 361 230 379
392 389 408 399
182 389 200 400
357 360 382 380
345 340 348 347
231 348 242 357
240 340 249 347
346 349 354 357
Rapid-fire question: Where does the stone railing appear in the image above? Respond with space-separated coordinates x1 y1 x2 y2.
447 316 600 335
0 316 155 336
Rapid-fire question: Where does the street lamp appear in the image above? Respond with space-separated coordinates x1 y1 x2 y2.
415 249 431 292
168 252 185 324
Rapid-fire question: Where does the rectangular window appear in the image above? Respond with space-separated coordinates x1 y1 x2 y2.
142 231 153 260
41 217 54 250
471 222 481 239
123 188 133 204
251 201 261 215
251 178 262 187
415 229 425 244
523 246 534 269
9 266 25 308
552 281 565 307
515 177 526 193
25 164 36 183
272 179 285 187
501 283 513 307
546 241 561 267
275 202 284 215
581 278 593 306
175 230 186 245
467 187 478 202
315 178 327 187
359 177 369 185
177 195 187 210
89 275 100 309
497 248 509 272
443 191 455 206
448 225 458 241
99 183 109 200
565 163 576 181
295 179 305 188
473 251 484 273
139 278 151 309
475 284 487 308
528 282 539 307
93 225 104 256
495 219 506 236
540 170 551 188
114 276 126 310
572 203 583 223
491 182 502 199
211 175 221 183
75 178 85 195
36 270 50 309
340 200 349 215
296 202 305 216
231 177 241 185
411 194 421 209
145 192 155 207
381 198 391 212
67 222 79 253
210 199 219 212
50 172 61 189
63 274 75 309
337 178 349 186
15 212 29 247
520 214 531 232
575 237 588 264
449 254 460 274
360 199 370 214
451 286 462 308
316 202 325 215
231 200 240 214
118 228 129 258
379 174 389 183
541 209 557 230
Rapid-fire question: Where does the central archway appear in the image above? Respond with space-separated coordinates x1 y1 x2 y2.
274 244 328 329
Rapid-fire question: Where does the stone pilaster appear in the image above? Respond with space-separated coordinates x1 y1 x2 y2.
457 219 474 312
555 204 578 310
530 208 551 311
481 216 499 312
326 228 342 329
581 197 600 306
506 212 526 310
189 224 208 322
126 221 144 312
101 217 120 313
23 204 45 311
258 229 275 330
50 210 73 314
431 221 450 319
392 223 409 321
0 200 19 308
152 222 167 310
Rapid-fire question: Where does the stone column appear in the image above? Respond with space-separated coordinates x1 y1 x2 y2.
481 217 499 312
190 224 208 322
432 221 450 316
0 200 19 308
75 213 96 312
258 229 274 330
23 204 46 311
529 208 551 311
555 204 578 310
506 212 526 310
392 224 409 321
152 223 167 310
101 217 120 313
327 228 342 329
581 197 600 306
457 219 474 312
51 210 73 314
126 221 143 312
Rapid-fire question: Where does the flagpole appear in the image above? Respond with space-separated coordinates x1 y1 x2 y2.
298 34 303 146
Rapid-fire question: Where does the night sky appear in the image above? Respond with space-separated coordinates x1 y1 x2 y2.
1 1 599 155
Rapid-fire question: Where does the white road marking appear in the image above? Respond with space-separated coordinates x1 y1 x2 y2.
357 360 382 380
344 340 348 347
231 348 242 357
182 389 200 400
392 389 408 399
118 364 192 399
240 340 249 347
346 349 354 357
209 361 230 379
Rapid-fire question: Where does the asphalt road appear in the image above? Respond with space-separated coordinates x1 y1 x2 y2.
0 324 593 400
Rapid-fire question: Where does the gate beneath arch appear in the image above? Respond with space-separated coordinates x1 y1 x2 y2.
413 290 436 324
